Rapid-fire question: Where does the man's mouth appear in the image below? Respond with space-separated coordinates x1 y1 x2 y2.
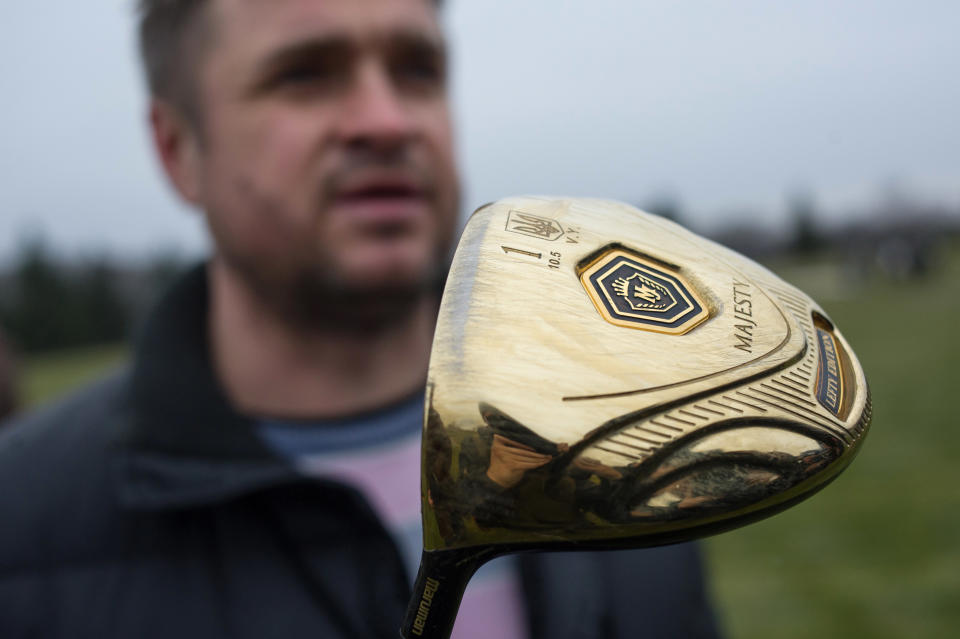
333 175 431 229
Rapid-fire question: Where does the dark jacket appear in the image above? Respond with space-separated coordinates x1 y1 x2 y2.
0 267 720 638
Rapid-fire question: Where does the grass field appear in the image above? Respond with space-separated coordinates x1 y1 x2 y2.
21 343 127 408
16 246 960 638
707 246 960 638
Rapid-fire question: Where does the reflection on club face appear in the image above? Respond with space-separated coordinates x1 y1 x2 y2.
401 197 872 639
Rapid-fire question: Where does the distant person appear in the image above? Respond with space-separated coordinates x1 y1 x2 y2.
0 1 720 637
0 329 18 422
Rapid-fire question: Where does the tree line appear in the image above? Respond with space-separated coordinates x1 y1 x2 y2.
2 193 957 355
0 238 186 355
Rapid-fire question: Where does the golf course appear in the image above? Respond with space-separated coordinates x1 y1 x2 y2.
13 246 959 638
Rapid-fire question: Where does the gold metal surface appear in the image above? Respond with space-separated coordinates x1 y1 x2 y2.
421 197 871 552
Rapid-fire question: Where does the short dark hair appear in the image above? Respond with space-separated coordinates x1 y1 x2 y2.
137 0 212 118
137 0 444 119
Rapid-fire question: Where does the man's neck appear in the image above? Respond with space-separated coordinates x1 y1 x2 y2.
208 260 437 419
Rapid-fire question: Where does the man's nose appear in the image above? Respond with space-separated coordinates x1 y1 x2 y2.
339 63 416 151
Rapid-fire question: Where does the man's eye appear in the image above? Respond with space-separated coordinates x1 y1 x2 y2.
276 65 329 85
394 56 445 89
269 61 347 92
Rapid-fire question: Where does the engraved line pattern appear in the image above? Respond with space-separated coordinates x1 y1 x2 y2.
761 381 817 408
662 415 696 427
604 441 654 460
584 284 862 464
608 404 712 461
692 403 725 417
592 374 854 466
782 301 809 316
636 426 673 440
606 382 794 462
602 436 657 456
621 432 667 446
649 419 683 432
707 398 743 413
777 376 809 392
610 438 656 453
744 388 827 426
743 390 852 444
853 390 872 439
739 388 851 443
610 430 672 454
738 281 853 443
771 288 820 392
595 445 642 463
729 392 768 412
781 306 809 321
769 286 855 438
678 408 711 420
769 286 809 309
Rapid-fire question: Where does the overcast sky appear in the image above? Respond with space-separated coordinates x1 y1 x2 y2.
2 0 958 262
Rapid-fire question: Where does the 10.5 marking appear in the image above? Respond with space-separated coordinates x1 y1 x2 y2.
501 246 563 270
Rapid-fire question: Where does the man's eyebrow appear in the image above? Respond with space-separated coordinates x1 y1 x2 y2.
255 36 353 78
256 28 447 73
387 29 447 57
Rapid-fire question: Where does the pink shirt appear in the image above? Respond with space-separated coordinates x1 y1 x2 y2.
258 396 528 639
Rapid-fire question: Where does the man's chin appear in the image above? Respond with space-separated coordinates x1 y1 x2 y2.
297 281 435 333
278 258 444 333
340 265 435 292
337 241 438 282
222 239 449 333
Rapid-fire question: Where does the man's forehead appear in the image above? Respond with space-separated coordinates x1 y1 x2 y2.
211 0 442 52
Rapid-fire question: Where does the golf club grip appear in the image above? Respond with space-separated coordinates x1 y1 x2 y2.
399 549 483 639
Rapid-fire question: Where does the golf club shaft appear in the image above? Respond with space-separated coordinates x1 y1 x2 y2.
400 549 487 639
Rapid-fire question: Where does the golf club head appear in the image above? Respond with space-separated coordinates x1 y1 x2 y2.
402 197 871 638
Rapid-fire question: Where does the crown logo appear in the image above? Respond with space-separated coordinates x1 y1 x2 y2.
612 273 664 307
612 277 631 298
580 248 709 334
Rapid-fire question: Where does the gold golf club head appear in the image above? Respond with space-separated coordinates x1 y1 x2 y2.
402 197 871 639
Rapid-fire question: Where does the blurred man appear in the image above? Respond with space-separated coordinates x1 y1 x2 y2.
0 1 720 637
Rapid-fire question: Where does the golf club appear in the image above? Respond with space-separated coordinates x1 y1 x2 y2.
401 197 872 639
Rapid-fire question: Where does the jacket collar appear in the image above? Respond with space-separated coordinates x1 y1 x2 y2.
115 264 301 510
115 264 443 511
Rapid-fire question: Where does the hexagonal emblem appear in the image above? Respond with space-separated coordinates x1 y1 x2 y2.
579 247 709 334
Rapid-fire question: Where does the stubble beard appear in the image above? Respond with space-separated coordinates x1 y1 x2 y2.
220 240 450 336
211 146 459 335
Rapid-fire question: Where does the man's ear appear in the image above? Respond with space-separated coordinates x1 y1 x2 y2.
149 99 204 205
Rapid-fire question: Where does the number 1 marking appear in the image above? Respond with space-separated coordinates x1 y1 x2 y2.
501 246 542 259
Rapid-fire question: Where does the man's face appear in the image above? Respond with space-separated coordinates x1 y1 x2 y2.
185 0 459 324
